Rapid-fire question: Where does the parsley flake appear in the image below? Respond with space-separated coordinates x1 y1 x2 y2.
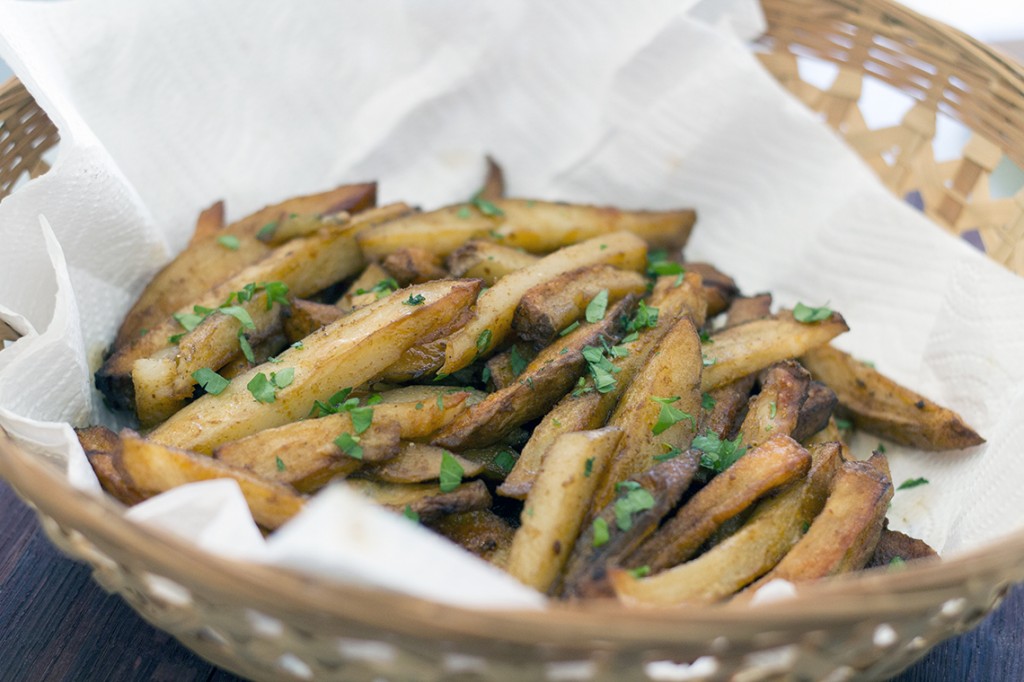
403 293 426 306
592 517 610 547
651 396 695 435
494 450 517 475
217 235 240 251
334 432 363 459
349 406 374 434
356 278 399 300
613 481 655 531
559 321 581 337
768 400 777 419
219 305 256 330
509 346 528 376
584 457 595 477
456 205 472 220
628 301 659 331
793 302 833 323
835 417 853 431
585 289 609 323
237 331 255 363
257 222 277 240
192 368 229 395
471 193 505 217
439 451 464 493
275 456 286 472
898 477 929 490
627 565 651 579
653 444 683 462
476 329 492 356
403 505 420 522
692 432 747 473
247 373 277 403
701 392 716 410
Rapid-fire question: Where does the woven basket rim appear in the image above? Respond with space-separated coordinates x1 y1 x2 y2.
2 427 1020 647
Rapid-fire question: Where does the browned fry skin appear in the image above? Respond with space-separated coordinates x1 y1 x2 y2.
746 454 894 589
377 294 478 383
720 293 772 329
363 442 484 484
445 240 539 285
512 265 647 347
682 262 739 317
188 200 226 245
791 380 838 443
559 453 700 599
431 296 636 451
865 520 939 569
477 155 506 202
77 426 147 505
630 433 812 573
114 183 376 349
485 343 538 390
381 247 449 286
283 300 344 343
735 361 811 450
336 263 395 313
115 430 306 530
428 510 516 566
344 479 492 523
800 344 983 451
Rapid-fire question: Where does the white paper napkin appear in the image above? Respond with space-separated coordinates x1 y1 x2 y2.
0 0 1019 607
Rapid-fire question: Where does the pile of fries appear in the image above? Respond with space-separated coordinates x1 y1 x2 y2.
81 161 983 604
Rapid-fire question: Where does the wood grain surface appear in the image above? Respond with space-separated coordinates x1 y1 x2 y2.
0 479 1020 681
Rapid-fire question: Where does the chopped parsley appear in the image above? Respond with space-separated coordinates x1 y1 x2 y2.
237 331 255 363
471 193 504 217
334 432 363 459
768 400 777 419
627 565 651 579
349 405 374 434
592 517 610 547
256 221 277 240
877 442 887 454
275 456 286 472
585 289 609 323
650 396 695 435
698 329 713 344
702 354 717 367
653 444 683 462
692 432 747 473
247 373 277 403
793 302 833 323
192 368 229 395
898 477 929 491
628 301 659 331
475 329 492 356
613 481 656 531
582 345 620 394
835 417 853 431
403 293 426 306
217 235 240 251
889 556 906 569
559 321 581 337
355 278 399 300
494 450 517 475
456 205 472 219
439 451 465 493
403 505 420 522
701 392 716 411
584 457 595 477
509 345 528 376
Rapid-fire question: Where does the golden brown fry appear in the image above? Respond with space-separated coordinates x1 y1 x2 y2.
800 344 983 450
734 361 810 449
429 510 516 566
114 183 375 349
747 454 893 587
682 262 739 317
148 279 480 454
366 442 484 484
115 431 305 530
441 231 648 375
590 315 704 513
433 297 635 450
505 428 621 592
484 343 537 390
218 332 289 379
381 247 449 286
512 265 647 347
477 155 506 202
630 433 812 572
356 199 695 259
77 426 147 505
720 293 772 329
866 521 939 569
284 300 344 343
791 381 838 443
188 200 226 244
345 479 492 523
701 310 849 392
560 454 700 599
610 441 842 605
336 263 395 313
445 240 540 285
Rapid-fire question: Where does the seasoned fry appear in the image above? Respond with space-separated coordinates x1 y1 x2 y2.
77 426 146 505
381 247 449 285
701 310 849 392
345 479 492 523
284 300 344 343
148 279 480 454
113 183 375 349
477 155 506 202
590 315 704 513
484 343 537 390
866 521 939 569
446 240 539 284
356 200 695 259
791 381 838 443
560 454 700 599
218 332 290 379
115 431 306 530
610 441 842 605
720 293 772 329
505 428 621 592
336 263 395 313
734 361 810 449
746 454 893 588
366 442 484 484
630 433 812 572
429 510 516 566
800 344 983 450
432 296 635 450
440 231 648 375
682 262 739 317
512 265 647 347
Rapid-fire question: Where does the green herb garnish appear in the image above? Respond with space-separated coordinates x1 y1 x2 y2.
650 396 695 435
217 235 240 250
898 477 929 490
192 368 229 395
334 432 363 460
247 372 277 403
439 451 465 493
403 293 426 306
793 302 832 323
592 517 610 547
692 432 747 473
585 289 609 323
613 481 656 531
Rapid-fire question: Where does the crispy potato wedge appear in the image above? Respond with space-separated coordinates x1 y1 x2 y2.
345 479 492 523
701 310 849 392
497 272 708 500
429 510 516 566
115 431 305 530
356 199 695 259
188 200 226 244
365 442 484 484
505 428 621 592
484 343 537 390
218 332 289 380
791 380 838 443
381 247 449 285
747 454 893 587
114 183 375 348
560 453 700 599
590 316 704 513
432 296 635 450
630 433 812 572
720 293 772 329
512 265 647 347
284 300 344 343
610 441 842 605
682 262 739 317
148 279 480 453
866 521 939 569
445 240 540 285
440 231 648 375
265 197 409 246
77 426 147 505
336 263 395 313
477 156 506 202
735 361 810 449
800 344 983 450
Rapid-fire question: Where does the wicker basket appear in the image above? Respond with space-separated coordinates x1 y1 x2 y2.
2 1 1024 680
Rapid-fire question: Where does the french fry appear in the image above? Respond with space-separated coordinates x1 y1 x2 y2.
629 433 812 572
505 428 621 592
734 361 811 449
590 315 704 513
865 520 938 569
610 441 842 605
356 200 695 259
115 431 306 530
701 310 849 392
512 265 647 347
76 426 146 505
484 343 537 390
365 442 484 484
800 344 983 450
477 155 506 202
446 240 540 284
440 231 647 375
381 247 449 285
284 300 344 343
113 183 376 349
429 510 516 567
432 296 635 450
345 478 492 522
560 453 700 599
791 381 838 443
681 262 738 317
148 279 480 454
336 263 395 313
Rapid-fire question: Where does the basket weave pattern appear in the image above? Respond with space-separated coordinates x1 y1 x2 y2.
2 1 1024 680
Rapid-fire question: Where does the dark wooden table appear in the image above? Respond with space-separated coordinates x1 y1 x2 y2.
1 479 1020 681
